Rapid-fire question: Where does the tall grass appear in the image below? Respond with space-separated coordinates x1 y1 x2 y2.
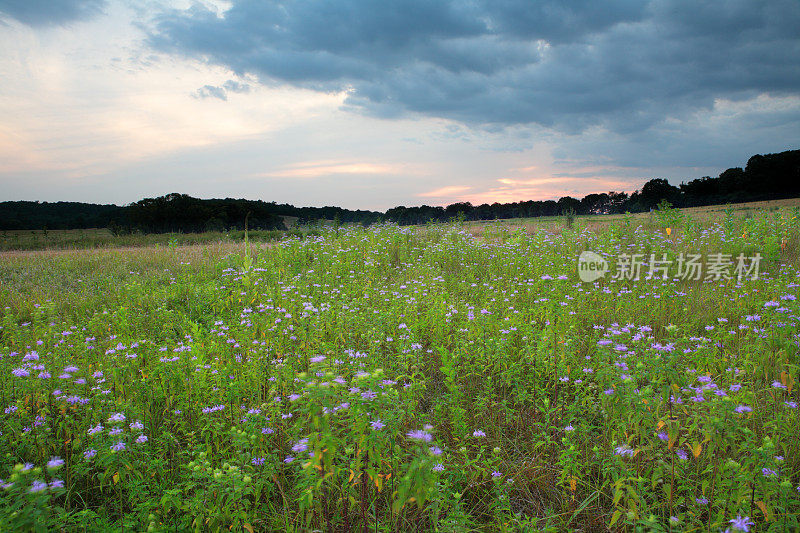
0 211 798 531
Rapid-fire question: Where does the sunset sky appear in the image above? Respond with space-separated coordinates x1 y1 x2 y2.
1 0 798 210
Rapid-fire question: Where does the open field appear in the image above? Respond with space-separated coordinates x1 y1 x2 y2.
0 215 304 252
463 198 800 238
0 227 312 252
0 207 799 531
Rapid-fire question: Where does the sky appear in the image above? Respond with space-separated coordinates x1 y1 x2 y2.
0 0 798 211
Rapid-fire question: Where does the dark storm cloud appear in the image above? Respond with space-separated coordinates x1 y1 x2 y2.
0 0 105 27
149 0 799 134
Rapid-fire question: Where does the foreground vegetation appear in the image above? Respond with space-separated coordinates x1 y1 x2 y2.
0 207 798 531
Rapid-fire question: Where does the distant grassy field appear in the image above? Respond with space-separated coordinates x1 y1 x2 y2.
464 197 800 238
0 215 304 252
0 204 798 531
0 227 318 252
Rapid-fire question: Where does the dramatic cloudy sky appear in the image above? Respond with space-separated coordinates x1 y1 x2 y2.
1 0 798 209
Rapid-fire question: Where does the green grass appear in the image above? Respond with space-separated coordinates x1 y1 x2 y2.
0 208 798 531
0 228 328 252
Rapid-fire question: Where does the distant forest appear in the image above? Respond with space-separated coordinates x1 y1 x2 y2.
1 149 798 232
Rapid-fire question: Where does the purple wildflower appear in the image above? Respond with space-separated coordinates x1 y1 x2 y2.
406 430 433 442
29 480 48 493
614 445 635 458
728 515 754 532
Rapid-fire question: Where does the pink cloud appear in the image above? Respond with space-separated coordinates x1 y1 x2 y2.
418 185 472 198
260 160 400 178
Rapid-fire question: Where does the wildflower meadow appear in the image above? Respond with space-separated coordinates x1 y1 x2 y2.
0 208 798 531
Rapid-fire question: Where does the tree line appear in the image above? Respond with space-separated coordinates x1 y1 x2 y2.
1 149 797 232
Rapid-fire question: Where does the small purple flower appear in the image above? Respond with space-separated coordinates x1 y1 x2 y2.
762 467 778 478
735 405 752 414
49 479 64 490
472 429 486 438
728 515 754 532
110 441 126 452
135 435 148 444
432 463 444 472
252 457 266 466
292 439 309 453
491 471 503 478
657 431 668 442
429 446 443 456
84 449 97 460
283 456 295 464
370 419 385 430
406 430 433 442
29 480 48 493
46 456 64 470
614 445 635 458
696 497 708 505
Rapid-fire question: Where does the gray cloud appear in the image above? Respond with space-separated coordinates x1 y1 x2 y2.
147 0 800 134
222 80 250 94
0 0 105 27
194 85 227 101
193 80 251 101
